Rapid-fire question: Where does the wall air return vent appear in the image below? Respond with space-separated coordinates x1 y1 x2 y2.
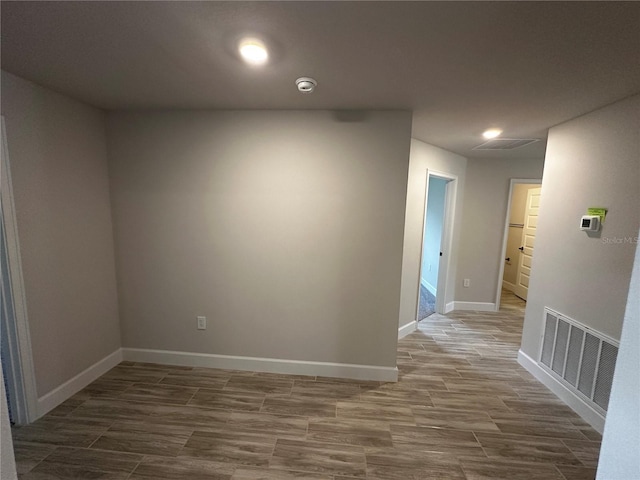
539 308 619 413
473 138 540 150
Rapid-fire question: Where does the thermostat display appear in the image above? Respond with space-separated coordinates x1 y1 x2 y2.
580 215 600 232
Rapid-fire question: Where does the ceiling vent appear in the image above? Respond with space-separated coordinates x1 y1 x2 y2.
473 138 540 150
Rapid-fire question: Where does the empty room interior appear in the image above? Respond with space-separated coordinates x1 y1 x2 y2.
0 2 639 480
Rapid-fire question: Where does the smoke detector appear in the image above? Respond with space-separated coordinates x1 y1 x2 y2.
295 77 317 93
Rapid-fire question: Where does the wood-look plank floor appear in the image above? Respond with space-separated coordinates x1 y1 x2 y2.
12 291 601 479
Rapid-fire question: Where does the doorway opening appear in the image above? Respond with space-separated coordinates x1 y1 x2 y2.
496 178 542 310
416 171 456 322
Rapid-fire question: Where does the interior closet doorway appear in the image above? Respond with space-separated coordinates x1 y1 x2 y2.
496 179 542 309
417 172 456 321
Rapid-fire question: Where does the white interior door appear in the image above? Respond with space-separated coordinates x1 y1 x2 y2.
512 187 541 301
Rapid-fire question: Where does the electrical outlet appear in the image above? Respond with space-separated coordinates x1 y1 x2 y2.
463 278 470 287
428 264 432 272
197 316 206 330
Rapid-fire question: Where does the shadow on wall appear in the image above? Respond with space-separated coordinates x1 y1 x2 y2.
331 110 371 123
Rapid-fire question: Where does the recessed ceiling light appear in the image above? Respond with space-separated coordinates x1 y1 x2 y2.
238 38 268 66
483 128 503 139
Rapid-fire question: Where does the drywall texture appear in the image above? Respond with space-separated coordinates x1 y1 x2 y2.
455 158 544 303
398 139 466 328
1 364 17 480
521 94 640 358
503 184 539 286
596 230 639 479
1 71 121 396
107 110 412 368
421 176 447 291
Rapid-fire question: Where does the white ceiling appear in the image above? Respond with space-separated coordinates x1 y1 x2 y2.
2 1 639 159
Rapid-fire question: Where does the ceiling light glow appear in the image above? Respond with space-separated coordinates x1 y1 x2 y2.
239 38 268 66
483 128 503 139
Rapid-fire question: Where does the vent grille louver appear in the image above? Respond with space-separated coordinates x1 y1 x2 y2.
564 326 584 387
540 312 557 367
577 333 600 397
552 319 570 375
473 138 540 150
593 342 618 410
539 308 619 414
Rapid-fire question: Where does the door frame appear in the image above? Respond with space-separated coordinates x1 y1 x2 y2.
1 116 38 424
495 178 542 310
416 170 458 319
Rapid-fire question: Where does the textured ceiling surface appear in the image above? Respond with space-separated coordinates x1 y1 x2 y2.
2 1 639 158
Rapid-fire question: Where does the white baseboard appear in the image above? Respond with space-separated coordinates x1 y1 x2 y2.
420 278 437 296
447 301 497 312
398 321 417 339
517 349 605 434
502 280 516 291
122 348 398 383
37 348 123 418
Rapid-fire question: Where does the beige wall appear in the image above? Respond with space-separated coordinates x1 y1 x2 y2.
455 158 544 304
398 139 467 328
107 110 412 368
521 95 640 357
1 71 121 396
503 184 540 286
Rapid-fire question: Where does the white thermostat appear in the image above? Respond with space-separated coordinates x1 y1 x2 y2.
580 215 600 232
